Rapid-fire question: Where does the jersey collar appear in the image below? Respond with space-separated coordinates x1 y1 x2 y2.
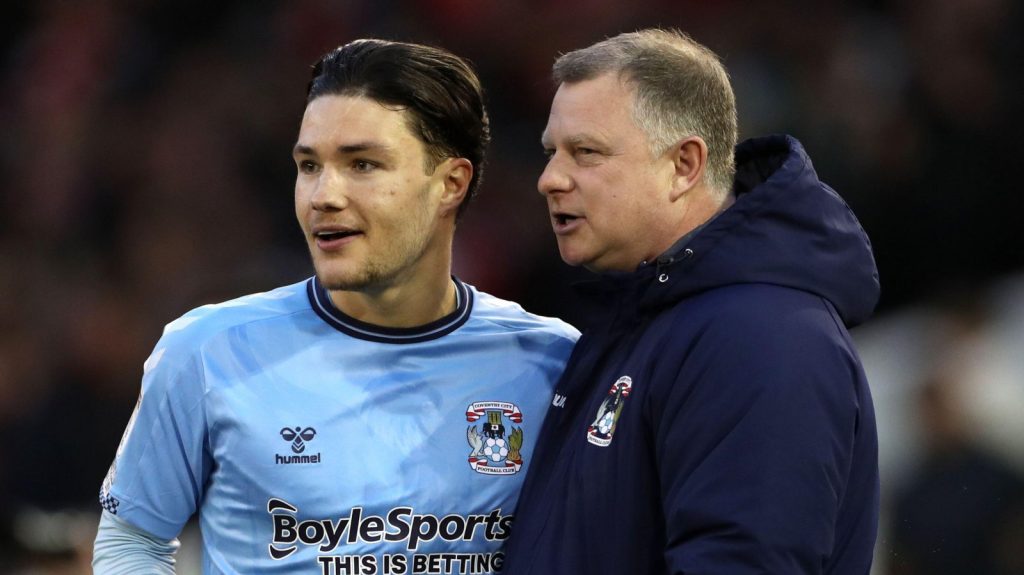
306 276 473 344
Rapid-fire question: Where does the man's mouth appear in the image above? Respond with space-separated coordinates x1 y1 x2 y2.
315 230 359 241
552 212 583 234
313 227 362 249
555 212 582 225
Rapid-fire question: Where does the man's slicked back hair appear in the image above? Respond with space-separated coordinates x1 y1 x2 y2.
553 29 738 196
307 39 491 219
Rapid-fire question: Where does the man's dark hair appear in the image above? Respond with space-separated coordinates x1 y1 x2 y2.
307 39 490 219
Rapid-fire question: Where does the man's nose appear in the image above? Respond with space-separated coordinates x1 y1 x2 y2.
537 154 573 197
310 169 349 211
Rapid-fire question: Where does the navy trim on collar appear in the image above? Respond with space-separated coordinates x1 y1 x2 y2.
306 276 473 344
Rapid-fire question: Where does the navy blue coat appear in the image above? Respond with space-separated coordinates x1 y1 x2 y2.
503 135 880 575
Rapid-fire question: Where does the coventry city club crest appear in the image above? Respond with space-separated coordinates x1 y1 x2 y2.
466 401 524 475
587 376 633 447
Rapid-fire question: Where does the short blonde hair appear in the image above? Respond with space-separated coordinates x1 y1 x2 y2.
553 29 738 195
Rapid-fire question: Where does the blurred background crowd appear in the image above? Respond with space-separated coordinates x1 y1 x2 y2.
1 1 1022 573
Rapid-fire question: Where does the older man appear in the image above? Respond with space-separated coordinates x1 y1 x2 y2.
504 29 880 575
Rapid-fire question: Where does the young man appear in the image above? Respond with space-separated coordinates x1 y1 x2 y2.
92 39 578 574
502 29 880 574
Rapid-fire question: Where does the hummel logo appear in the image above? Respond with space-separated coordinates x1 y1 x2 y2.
276 427 321 465
552 393 567 408
280 427 316 453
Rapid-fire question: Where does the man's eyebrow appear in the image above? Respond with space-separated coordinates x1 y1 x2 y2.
292 141 394 155
568 134 598 146
540 133 600 148
337 142 390 154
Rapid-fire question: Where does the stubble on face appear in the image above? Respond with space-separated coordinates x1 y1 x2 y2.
310 178 436 294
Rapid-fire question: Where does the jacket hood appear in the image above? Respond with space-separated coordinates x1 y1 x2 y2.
610 134 879 327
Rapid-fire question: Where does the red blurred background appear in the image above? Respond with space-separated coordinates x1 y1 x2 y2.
1 1 1022 573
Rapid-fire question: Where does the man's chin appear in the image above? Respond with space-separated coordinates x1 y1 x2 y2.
314 267 373 292
557 246 589 269
319 278 371 292
559 250 620 274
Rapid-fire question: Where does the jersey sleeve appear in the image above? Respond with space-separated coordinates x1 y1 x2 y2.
98 328 212 541
653 297 869 574
92 510 179 574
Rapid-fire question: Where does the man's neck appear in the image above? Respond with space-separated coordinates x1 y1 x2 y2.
642 188 735 267
328 262 457 329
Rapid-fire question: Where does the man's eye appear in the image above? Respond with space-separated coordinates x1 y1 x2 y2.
353 159 377 172
577 148 597 156
542 148 555 159
298 160 319 174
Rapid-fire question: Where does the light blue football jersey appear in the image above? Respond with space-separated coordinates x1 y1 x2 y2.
99 277 578 574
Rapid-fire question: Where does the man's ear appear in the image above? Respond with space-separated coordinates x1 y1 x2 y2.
438 157 473 217
668 136 708 202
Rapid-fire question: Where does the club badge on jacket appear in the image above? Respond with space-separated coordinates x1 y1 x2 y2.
587 376 632 447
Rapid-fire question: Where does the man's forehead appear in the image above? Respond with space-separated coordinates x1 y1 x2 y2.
542 78 642 148
297 96 416 150
302 95 412 133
